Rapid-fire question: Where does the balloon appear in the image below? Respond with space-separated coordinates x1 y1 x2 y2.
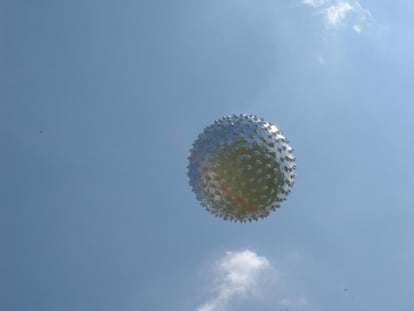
188 114 296 222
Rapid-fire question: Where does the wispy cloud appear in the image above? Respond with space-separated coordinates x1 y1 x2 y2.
302 0 329 7
301 0 372 28
196 250 273 311
324 2 353 26
278 296 308 308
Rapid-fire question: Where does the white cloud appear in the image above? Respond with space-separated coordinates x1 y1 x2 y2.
196 250 272 311
301 0 372 28
323 2 353 26
302 0 329 8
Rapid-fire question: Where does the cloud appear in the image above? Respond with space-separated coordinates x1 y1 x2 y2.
196 250 272 311
301 0 372 28
278 296 308 307
302 0 329 7
323 2 353 26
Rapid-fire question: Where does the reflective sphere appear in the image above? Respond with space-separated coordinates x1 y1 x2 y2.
188 114 296 222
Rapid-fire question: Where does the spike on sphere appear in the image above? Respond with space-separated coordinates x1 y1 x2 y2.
187 114 296 222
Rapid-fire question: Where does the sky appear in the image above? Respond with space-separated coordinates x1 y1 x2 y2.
2 0 414 310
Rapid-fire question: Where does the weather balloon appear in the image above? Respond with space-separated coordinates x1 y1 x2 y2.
187 114 296 222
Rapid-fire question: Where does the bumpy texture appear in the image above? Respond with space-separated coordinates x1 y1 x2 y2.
188 114 296 222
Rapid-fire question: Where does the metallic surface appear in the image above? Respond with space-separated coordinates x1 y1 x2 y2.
188 114 296 222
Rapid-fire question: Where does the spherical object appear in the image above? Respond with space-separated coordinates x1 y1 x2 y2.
187 114 296 222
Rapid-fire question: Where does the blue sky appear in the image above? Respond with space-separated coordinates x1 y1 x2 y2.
2 1 414 310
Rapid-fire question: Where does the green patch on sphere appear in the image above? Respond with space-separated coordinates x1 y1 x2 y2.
212 141 282 217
